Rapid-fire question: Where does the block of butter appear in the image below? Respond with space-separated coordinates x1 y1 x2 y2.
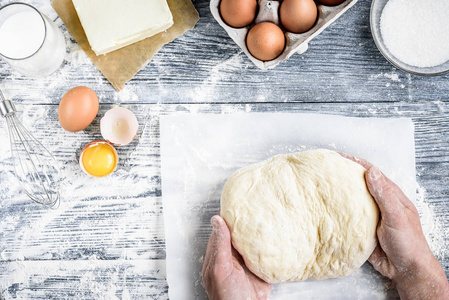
72 0 174 55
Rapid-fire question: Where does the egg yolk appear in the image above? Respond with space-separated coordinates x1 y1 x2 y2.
82 143 117 177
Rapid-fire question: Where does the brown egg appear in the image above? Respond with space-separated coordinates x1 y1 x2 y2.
317 0 345 5
280 0 318 34
58 86 99 132
220 0 258 28
246 22 286 61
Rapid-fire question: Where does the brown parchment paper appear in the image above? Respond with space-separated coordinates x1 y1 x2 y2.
51 0 199 91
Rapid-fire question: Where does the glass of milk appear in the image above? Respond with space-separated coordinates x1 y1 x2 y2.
0 3 66 77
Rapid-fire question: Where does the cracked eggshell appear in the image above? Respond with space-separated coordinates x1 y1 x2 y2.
100 107 138 146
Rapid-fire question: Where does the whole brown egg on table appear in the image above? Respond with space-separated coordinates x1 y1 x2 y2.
58 86 99 133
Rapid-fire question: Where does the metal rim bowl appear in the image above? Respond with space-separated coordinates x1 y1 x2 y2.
370 0 449 77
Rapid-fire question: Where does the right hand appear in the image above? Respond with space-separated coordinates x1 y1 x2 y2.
343 154 449 300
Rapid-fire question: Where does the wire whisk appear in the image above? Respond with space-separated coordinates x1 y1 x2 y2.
0 89 60 208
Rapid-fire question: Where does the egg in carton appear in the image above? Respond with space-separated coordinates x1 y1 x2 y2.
210 0 358 69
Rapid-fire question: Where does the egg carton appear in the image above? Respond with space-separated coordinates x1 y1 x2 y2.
210 0 358 69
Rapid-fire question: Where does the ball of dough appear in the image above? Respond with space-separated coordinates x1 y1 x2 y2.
221 149 379 283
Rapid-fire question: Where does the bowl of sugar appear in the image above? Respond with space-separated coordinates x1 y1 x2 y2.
370 0 449 76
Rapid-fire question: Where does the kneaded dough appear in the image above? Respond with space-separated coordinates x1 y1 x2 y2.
221 149 379 283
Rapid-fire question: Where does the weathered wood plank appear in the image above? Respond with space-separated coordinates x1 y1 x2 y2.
0 0 448 105
0 260 168 299
0 0 448 298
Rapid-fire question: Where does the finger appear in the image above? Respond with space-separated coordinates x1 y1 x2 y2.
365 167 401 218
339 152 373 170
338 153 417 214
203 215 233 275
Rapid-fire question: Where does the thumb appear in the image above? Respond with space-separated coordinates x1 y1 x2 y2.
365 167 408 224
204 215 233 273
368 244 392 278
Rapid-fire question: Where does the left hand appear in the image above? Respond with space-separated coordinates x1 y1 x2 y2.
202 215 272 300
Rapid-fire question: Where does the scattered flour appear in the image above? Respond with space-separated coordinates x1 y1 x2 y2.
433 101 446 113
113 86 140 102
371 72 401 82
0 3 447 298
383 73 400 82
415 186 448 260
189 53 245 102
65 43 90 66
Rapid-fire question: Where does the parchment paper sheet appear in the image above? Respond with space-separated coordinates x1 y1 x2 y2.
51 0 199 91
161 113 416 299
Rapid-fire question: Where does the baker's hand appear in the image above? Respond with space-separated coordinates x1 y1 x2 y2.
202 215 271 300
343 154 449 300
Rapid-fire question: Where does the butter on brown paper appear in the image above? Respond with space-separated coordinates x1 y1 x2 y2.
52 0 199 91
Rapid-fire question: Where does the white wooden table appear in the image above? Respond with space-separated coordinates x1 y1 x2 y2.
0 0 448 299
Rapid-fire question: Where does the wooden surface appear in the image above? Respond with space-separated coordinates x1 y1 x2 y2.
0 0 448 299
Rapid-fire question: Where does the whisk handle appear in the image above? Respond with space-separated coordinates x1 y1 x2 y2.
0 100 16 117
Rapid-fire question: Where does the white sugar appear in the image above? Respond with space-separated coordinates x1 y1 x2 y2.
380 0 449 68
